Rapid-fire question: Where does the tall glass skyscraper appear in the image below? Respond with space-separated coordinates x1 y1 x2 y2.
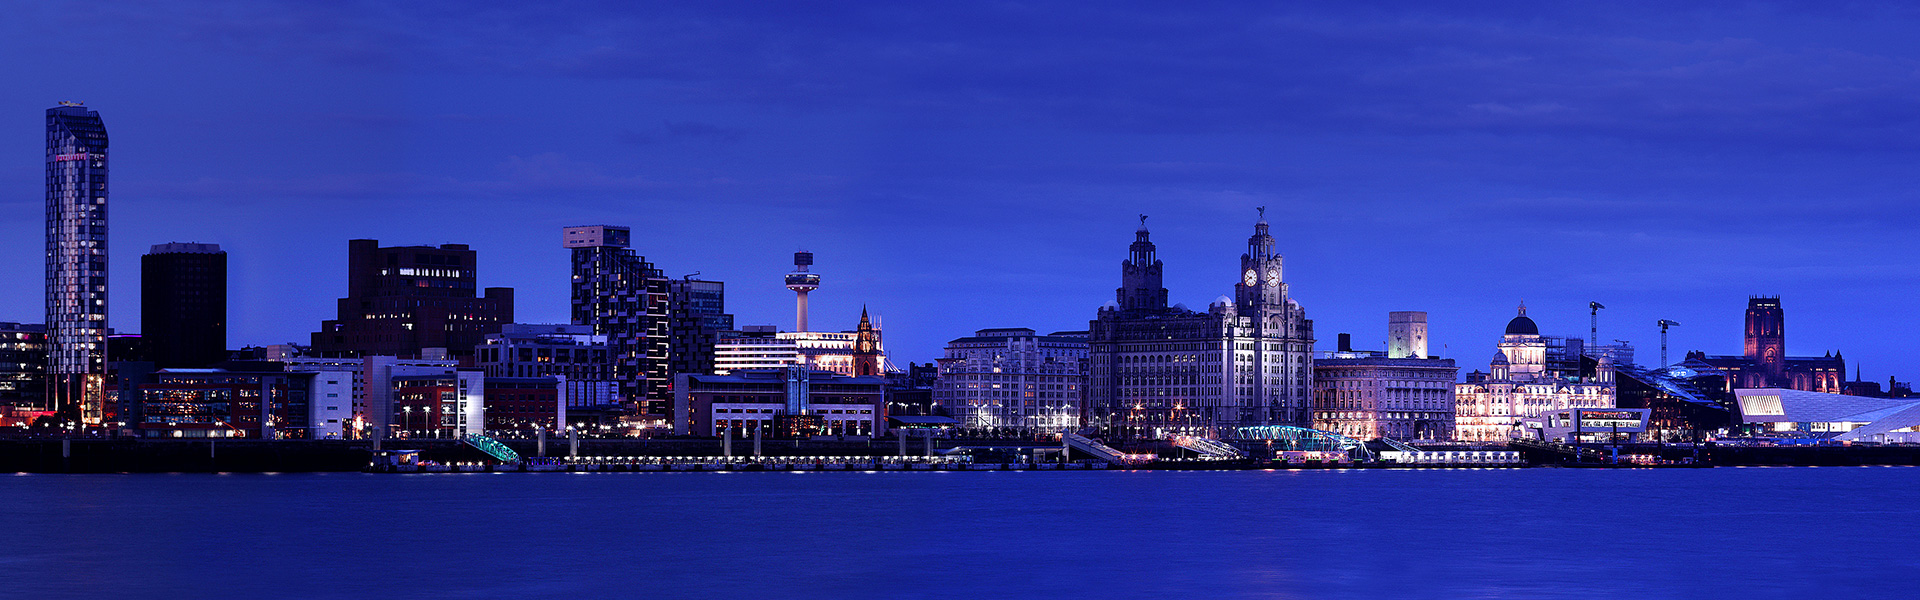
46 103 109 424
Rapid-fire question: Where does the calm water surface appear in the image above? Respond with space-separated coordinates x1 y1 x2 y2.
3 468 1916 599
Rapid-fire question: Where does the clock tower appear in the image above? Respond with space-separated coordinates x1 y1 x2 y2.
1234 208 1286 315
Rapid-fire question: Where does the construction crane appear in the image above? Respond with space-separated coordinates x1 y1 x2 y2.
1657 319 1681 367
1589 302 1606 349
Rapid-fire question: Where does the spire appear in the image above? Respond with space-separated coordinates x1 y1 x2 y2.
1517 301 1527 317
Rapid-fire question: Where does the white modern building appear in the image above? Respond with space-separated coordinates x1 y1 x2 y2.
934 328 1088 431
309 370 353 439
714 316 887 378
1734 388 1920 443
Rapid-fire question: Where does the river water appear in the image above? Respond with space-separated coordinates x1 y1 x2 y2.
3 467 1916 599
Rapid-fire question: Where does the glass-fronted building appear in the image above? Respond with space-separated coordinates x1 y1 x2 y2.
46 104 110 424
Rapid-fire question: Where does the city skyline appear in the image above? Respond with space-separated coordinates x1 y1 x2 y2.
2 3 1918 379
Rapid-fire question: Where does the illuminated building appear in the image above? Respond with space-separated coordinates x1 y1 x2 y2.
1453 304 1616 442
1387 311 1427 359
563 225 670 417
1520 408 1650 444
142 243 226 368
1087 212 1316 438
1688 297 1846 394
45 103 110 424
1313 314 1458 440
132 368 324 439
672 368 886 437
785 251 820 332
311 240 515 358
390 370 486 438
476 324 617 413
933 328 1088 431
0 323 48 425
1733 388 1920 444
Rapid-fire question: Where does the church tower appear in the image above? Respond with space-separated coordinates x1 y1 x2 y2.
1116 215 1168 313
853 306 881 377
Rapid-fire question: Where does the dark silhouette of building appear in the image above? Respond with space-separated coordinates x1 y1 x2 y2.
1613 361 1732 442
142 243 227 368
45 103 110 424
311 240 514 358
563 225 669 418
668 278 733 377
483 377 562 433
1688 297 1844 394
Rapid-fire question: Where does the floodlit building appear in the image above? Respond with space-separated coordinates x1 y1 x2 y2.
672 368 887 437
712 313 886 378
1087 213 1316 438
1733 388 1920 443
390 370 486 438
0 323 47 414
1454 305 1616 442
1690 297 1845 394
1521 408 1651 444
933 328 1088 432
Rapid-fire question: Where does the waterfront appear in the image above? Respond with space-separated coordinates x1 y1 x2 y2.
4 468 1917 599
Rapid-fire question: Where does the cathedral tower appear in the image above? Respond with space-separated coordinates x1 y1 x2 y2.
1744 296 1785 384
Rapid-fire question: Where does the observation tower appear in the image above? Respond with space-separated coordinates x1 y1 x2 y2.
785 251 820 331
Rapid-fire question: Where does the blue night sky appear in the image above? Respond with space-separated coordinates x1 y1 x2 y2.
3 2 1918 378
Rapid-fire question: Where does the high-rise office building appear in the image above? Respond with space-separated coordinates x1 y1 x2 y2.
311 240 514 358
46 103 110 424
668 278 733 377
563 225 670 417
142 243 227 368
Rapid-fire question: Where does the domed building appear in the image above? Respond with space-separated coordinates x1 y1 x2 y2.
1454 304 1618 442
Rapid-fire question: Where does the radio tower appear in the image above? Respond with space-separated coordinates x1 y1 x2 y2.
785 251 820 332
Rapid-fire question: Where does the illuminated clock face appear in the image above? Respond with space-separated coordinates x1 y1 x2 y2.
1243 269 1257 286
1266 268 1280 284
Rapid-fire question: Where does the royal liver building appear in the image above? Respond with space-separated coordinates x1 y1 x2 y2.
1088 212 1315 439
